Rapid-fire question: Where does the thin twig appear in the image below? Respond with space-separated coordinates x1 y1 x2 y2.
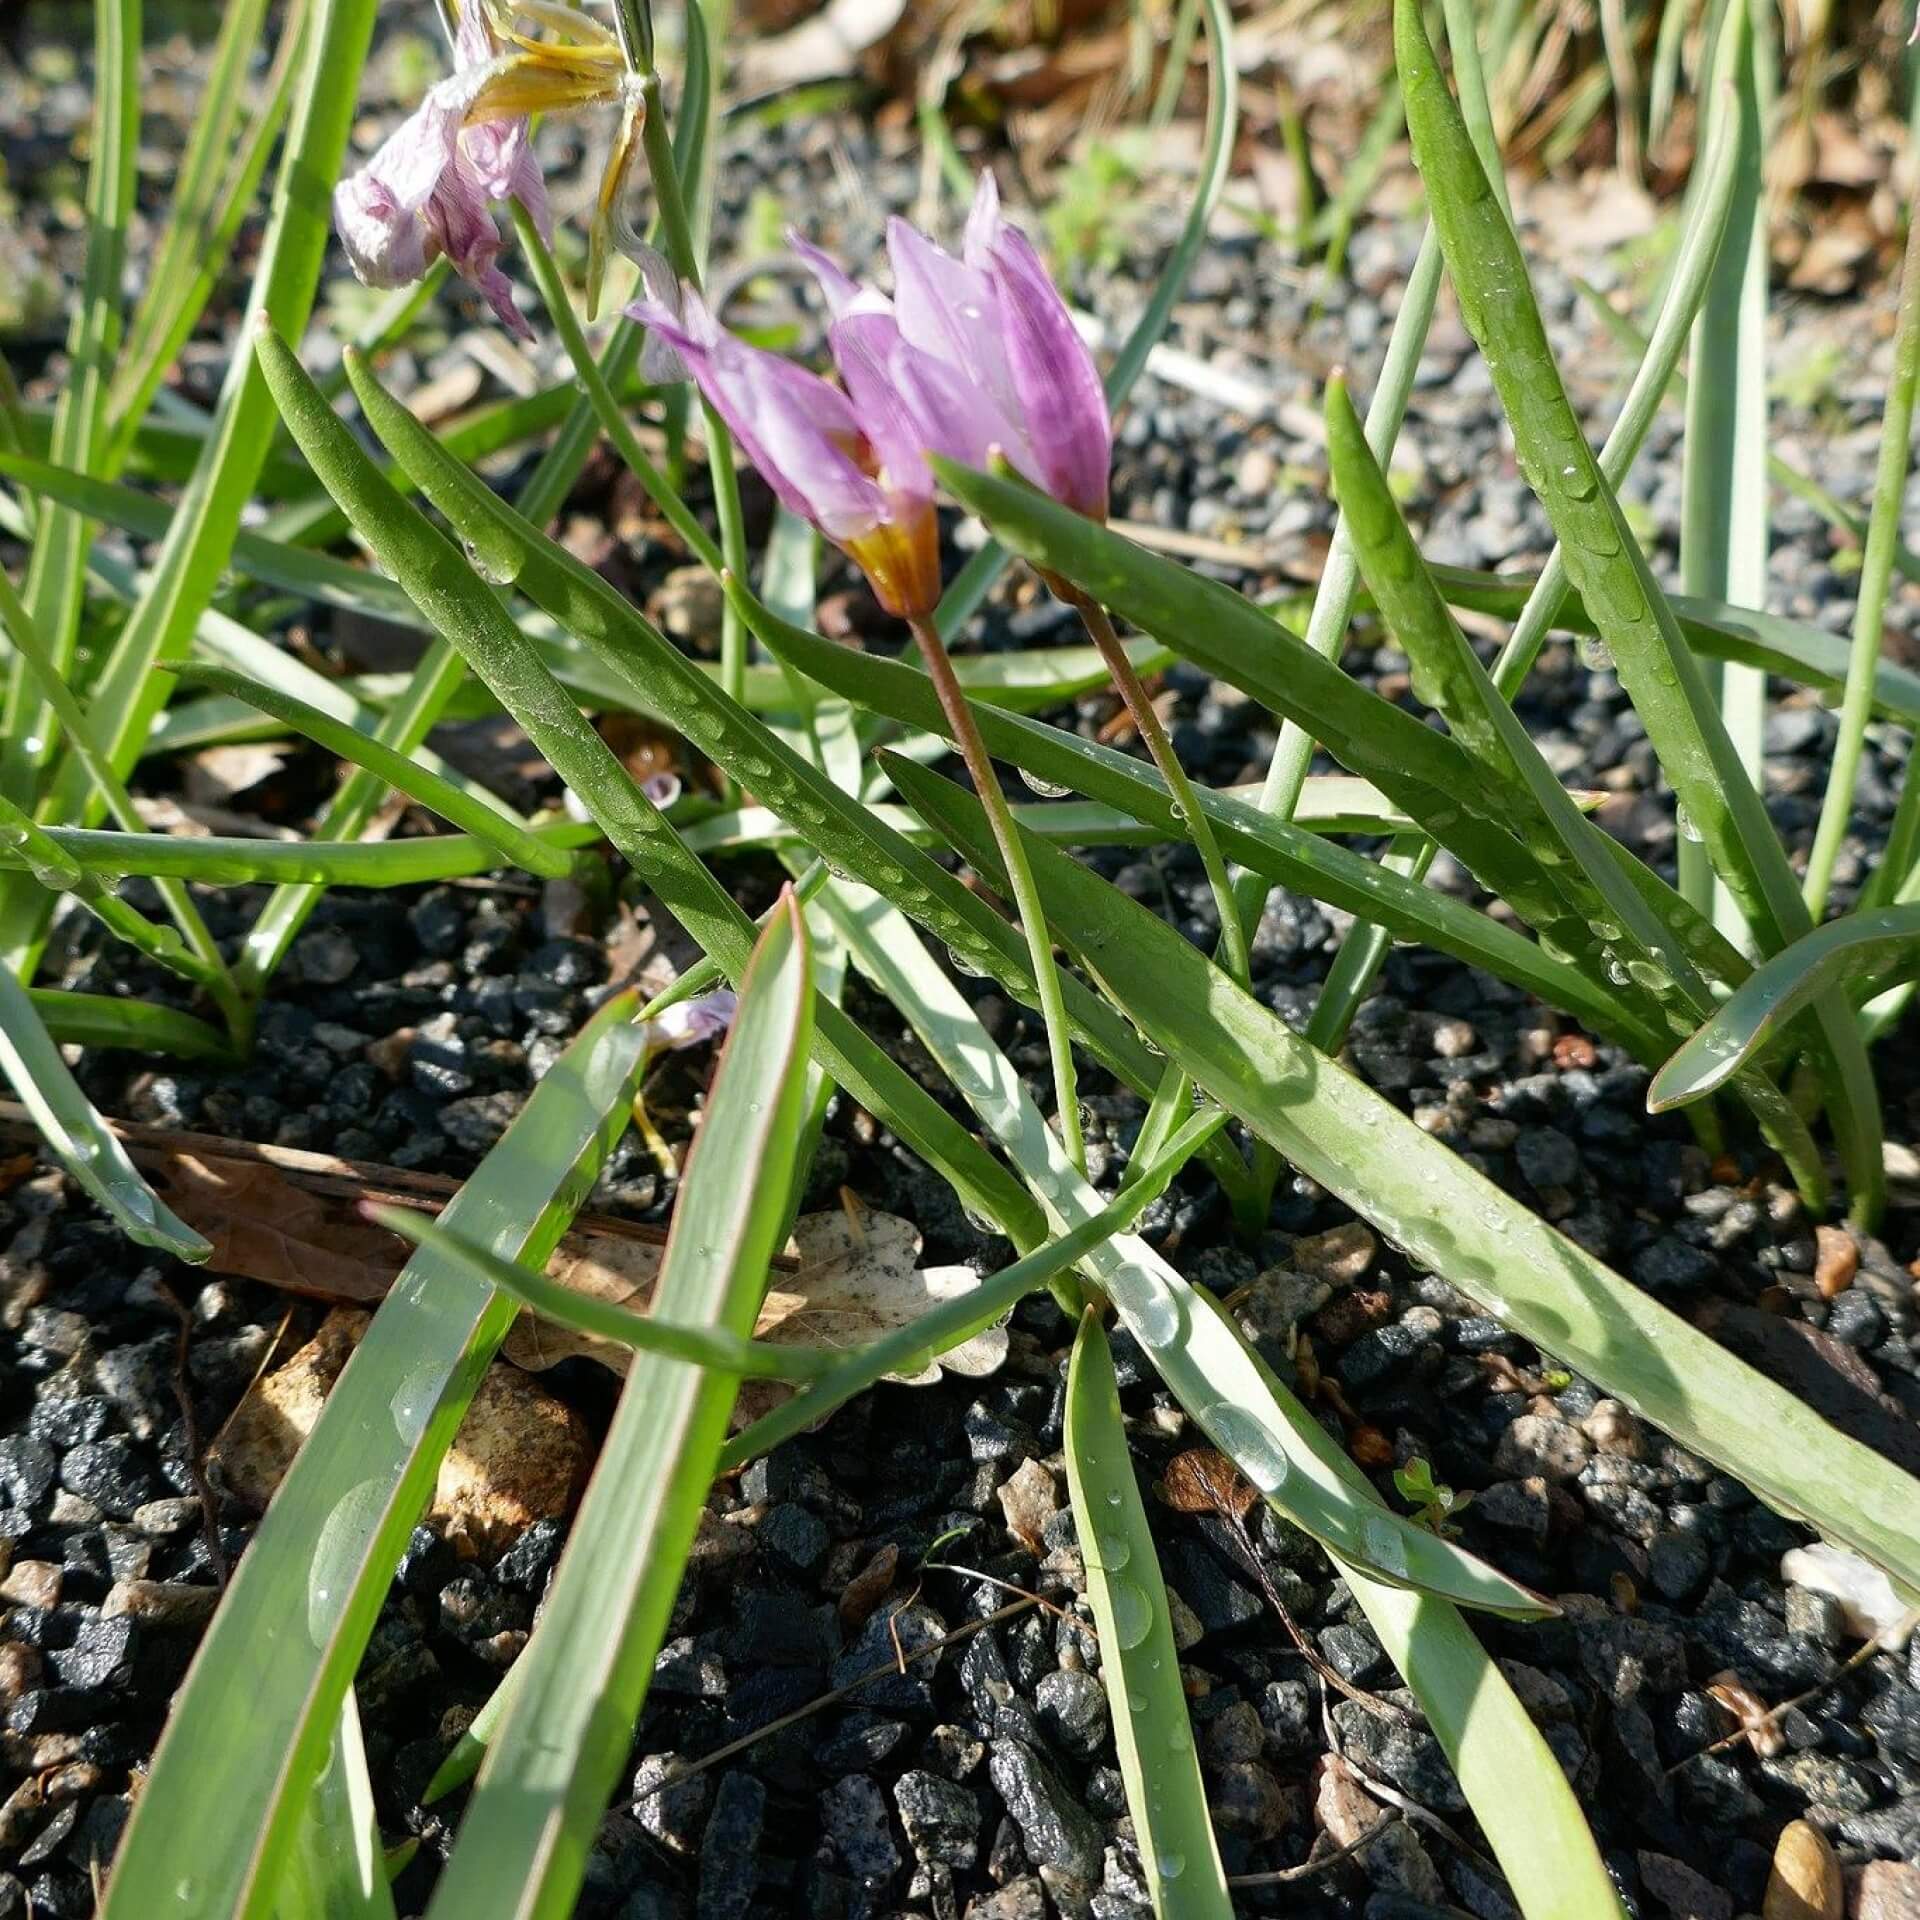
149 1276 228 1587
1227 1816 1402 1887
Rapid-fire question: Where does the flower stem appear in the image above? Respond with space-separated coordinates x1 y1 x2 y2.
1807 203 1920 921
1072 596 1251 987
907 613 1085 1173
512 206 720 572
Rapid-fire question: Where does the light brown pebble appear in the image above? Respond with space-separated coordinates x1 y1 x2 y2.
1765 1820 1842 1920
1814 1225 1860 1301
1853 1861 1920 1920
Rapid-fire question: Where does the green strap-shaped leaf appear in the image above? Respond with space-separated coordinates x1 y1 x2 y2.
163 662 568 878
0 0 379 980
1323 377 1826 1204
101 993 649 1920
1063 1314 1231 1918
929 459 1667 1034
257 327 1042 1248
1653 904 1920 1109
891 760 1920 1596
271 1692 396 1920
826 844 1548 1617
744 594 1655 1054
2 0 138 801
0 966 209 1258
27 989 234 1062
427 897 814 1920
1392 0 1885 1220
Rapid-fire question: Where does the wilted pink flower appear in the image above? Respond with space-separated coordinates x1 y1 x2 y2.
631 289 944 618
331 4 577 340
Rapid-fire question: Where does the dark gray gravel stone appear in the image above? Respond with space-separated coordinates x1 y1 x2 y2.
987 1738 1103 1881
820 1772 901 1887
894 1768 980 1867
696 1771 764 1920
1033 1669 1108 1762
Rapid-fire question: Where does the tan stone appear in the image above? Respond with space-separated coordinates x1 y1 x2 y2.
1766 1820 1842 1920
210 1307 588 1557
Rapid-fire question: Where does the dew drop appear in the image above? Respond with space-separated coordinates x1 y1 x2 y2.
1676 801 1703 844
1200 1403 1289 1493
308 1477 388 1647
390 1365 439 1446
1577 634 1614 673
946 945 990 979
1019 768 1072 800
1095 1530 1132 1572
1107 1575 1153 1649
1362 1512 1408 1579
1156 1850 1186 1882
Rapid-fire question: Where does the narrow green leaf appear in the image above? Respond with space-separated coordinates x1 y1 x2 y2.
1396 0 1885 1224
929 461 1661 1029
262 327 1044 1249
100 993 650 1920
825 848 1546 1618
1323 376 1826 1203
372 1206 837 1380
0 823 597 890
272 1693 396 1920
1816 207 1920 917
1653 904 1920 1109
108 0 307 464
29 989 234 1061
163 662 569 878
1063 1314 1230 1917
747 597 1652 1051
427 897 814 1920
0 966 210 1259
1678 0 1770 932
902 765 1920 1594
0 0 379 978
3 0 139 801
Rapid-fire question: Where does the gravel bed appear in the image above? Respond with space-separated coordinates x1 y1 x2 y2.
4 17 1920 1918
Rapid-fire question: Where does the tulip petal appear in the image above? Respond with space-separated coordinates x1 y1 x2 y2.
980 220 1110 519
630 294 887 543
885 216 1021 429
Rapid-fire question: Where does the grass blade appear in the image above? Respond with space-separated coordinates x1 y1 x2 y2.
747 601 1651 1050
100 993 651 1920
0 964 210 1257
826 847 1546 1617
0 0 379 977
1323 374 1827 1203
30 989 234 1060
2 0 138 802
1678 0 1770 931
900 764 1920 1594
1063 1313 1231 1917
107 0 307 463
426 896 814 1920
272 1693 396 1920
261 327 1046 1248
163 662 568 877
1395 0 1886 1223
1810 207 1920 917
1652 903 1920 1108
372 1206 837 1380
928 462 1667 1039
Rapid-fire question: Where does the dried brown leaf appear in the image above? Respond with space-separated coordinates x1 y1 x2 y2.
1161 1447 1256 1520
